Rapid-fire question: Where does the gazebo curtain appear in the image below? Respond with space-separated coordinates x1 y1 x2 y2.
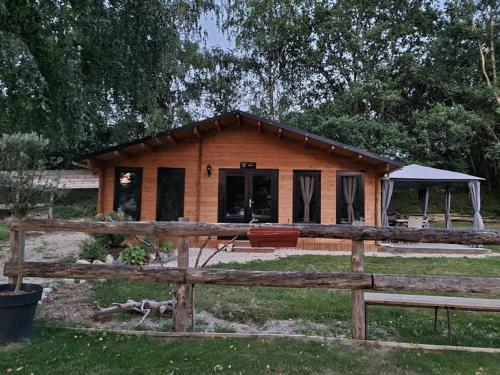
299 176 315 223
418 187 430 218
444 186 452 229
468 181 485 230
342 176 357 223
381 180 394 227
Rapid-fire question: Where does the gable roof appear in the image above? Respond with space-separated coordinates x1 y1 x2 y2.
76 110 404 169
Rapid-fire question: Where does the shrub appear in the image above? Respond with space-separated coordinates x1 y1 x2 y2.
91 211 131 247
160 240 176 252
121 245 148 265
78 238 107 262
60 255 77 264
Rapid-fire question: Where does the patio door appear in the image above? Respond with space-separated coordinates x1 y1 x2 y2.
219 169 278 223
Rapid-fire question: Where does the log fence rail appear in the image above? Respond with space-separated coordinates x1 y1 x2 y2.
4 218 500 341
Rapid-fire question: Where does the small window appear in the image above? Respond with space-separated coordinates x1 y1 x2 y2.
337 172 364 224
114 167 142 220
293 171 321 223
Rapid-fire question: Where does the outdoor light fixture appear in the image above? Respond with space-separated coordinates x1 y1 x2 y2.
206 164 212 177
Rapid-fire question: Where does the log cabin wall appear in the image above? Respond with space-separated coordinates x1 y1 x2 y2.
98 125 384 250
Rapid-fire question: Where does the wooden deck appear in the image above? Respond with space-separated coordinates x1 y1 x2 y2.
378 242 491 255
365 293 500 311
365 292 500 343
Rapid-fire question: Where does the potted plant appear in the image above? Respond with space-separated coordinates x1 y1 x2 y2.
0 133 61 342
247 227 300 248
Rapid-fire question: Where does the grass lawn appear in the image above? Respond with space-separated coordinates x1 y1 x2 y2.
94 255 500 348
0 326 497 374
0 224 8 241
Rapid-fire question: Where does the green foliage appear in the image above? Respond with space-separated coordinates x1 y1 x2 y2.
78 238 106 262
60 255 77 264
0 132 62 218
410 105 480 171
287 109 409 159
0 224 8 241
2 327 500 374
121 245 148 265
160 240 176 252
0 0 216 159
213 325 237 333
91 211 130 247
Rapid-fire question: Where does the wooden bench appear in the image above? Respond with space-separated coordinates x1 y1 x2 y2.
364 293 500 344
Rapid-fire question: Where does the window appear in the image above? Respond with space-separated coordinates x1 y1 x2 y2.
114 167 142 220
337 172 364 224
293 171 321 223
156 168 185 221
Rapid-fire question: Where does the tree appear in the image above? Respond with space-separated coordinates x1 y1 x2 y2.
409 104 480 171
221 0 311 119
0 0 216 159
0 132 61 291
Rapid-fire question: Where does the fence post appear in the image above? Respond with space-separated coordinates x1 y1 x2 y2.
351 240 366 340
174 217 191 332
8 225 19 285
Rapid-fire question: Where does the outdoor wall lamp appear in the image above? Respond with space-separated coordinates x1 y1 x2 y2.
206 164 212 177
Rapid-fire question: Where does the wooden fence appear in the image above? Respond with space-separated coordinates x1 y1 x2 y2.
4 218 500 340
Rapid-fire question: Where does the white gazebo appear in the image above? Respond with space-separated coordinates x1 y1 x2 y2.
382 164 485 230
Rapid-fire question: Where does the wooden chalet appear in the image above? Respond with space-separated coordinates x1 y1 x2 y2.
77 111 403 250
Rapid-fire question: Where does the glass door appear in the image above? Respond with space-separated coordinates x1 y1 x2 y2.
219 169 278 223
250 171 277 223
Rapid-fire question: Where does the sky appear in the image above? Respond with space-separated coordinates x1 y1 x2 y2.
200 12 233 50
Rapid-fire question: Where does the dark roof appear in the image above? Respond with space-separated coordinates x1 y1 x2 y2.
77 110 404 168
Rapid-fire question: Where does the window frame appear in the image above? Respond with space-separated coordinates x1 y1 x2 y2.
113 167 143 220
293 170 321 224
336 171 365 224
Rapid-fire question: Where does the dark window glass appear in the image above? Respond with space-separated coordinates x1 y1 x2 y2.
114 167 142 220
225 175 246 219
157 168 185 221
293 171 321 224
337 172 364 224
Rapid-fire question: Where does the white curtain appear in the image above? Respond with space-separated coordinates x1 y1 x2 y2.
381 180 394 227
299 176 315 223
444 186 452 229
343 176 358 224
468 181 484 230
418 187 430 219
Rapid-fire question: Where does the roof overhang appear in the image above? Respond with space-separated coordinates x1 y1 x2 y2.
76 110 404 171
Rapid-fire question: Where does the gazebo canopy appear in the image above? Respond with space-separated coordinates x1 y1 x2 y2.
381 164 485 230
388 164 484 188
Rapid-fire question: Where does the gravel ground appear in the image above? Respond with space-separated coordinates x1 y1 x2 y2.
0 231 88 283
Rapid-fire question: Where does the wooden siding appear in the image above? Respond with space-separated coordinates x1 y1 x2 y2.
97 125 385 250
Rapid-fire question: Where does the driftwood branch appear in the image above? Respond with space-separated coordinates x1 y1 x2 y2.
94 299 174 323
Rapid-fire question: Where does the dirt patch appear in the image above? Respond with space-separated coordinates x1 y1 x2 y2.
36 283 95 325
36 283 348 337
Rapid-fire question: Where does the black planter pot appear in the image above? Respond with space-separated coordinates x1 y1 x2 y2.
0 283 43 343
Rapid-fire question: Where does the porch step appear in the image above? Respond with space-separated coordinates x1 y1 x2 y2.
230 240 275 253
232 246 275 253
233 240 251 247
